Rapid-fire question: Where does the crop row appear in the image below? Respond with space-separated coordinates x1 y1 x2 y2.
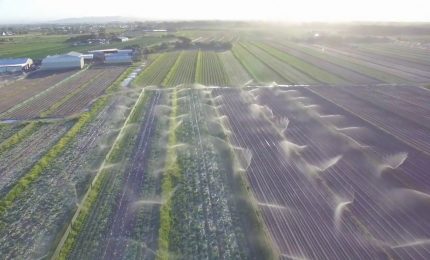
251 42 345 84
338 85 430 129
295 87 430 193
158 88 255 259
213 88 373 259
231 39 430 85
57 90 162 259
0 70 77 114
296 86 430 194
318 45 430 83
135 52 180 87
266 87 430 259
358 43 430 68
51 66 127 117
240 42 312 84
0 123 26 144
97 90 161 259
211 85 430 259
264 41 379 84
163 51 197 87
0 122 73 196
1 68 105 120
308 86 430 155
276 42 409 84
218 51 251 86
0 97 125 258
231 43 285 84
0 66 137 258
196 51 230 86
0 122 35 154
157 88 179 259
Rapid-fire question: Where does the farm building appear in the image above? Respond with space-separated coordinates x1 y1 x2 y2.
40 52 84 70
105 53 133 64
88 49 119 55
117 49 134 55
81 54 94 62
114 36 129 42
0 58 33 73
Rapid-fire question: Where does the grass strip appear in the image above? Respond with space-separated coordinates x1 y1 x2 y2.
0 122 39 154
157 88 179 260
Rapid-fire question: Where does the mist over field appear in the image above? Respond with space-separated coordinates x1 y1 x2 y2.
1 2 430 259
1 0 430 23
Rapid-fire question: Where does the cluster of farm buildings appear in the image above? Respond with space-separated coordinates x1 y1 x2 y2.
71 36 129 46
0 48 134 73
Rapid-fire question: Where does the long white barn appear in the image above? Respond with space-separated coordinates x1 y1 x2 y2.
105 53 133 64
0 58 33 73
40 52 84 70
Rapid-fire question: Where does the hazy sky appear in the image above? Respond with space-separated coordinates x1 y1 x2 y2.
0 0 429 23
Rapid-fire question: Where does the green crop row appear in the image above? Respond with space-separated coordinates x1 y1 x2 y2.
0 65 135 216
205 90 278 259
135 52 180 87
217 51 252 87
55 88 150 259
231 44 285 84
252 42 345 84
40 72 105 117
163 51 197 87
278 42 408 83
0 122 39 154
0 115 82 214
239 42 294 84
196 51 230 86
157 89 180 260
195 50 203 83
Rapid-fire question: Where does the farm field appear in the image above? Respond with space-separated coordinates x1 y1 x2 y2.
0 70 78 114
0 121 73 196
164 51 198 87
218 51 251 86
212 85 430 259
60 90 162 259
135 52 181 87
1 24 430 260
0 67 145 259
308 44 430 83
231 43 287 84
0 66 127 120
196 51 229 86
0 34 168 60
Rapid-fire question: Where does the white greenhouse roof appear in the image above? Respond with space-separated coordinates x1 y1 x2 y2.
88 48 118 53
43 54 83 60
0 58 32 67
67 51 84 57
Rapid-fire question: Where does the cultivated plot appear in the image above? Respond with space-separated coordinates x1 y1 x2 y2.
212 86 430 260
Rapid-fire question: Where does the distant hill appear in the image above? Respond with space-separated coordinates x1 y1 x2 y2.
51 16 142 24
